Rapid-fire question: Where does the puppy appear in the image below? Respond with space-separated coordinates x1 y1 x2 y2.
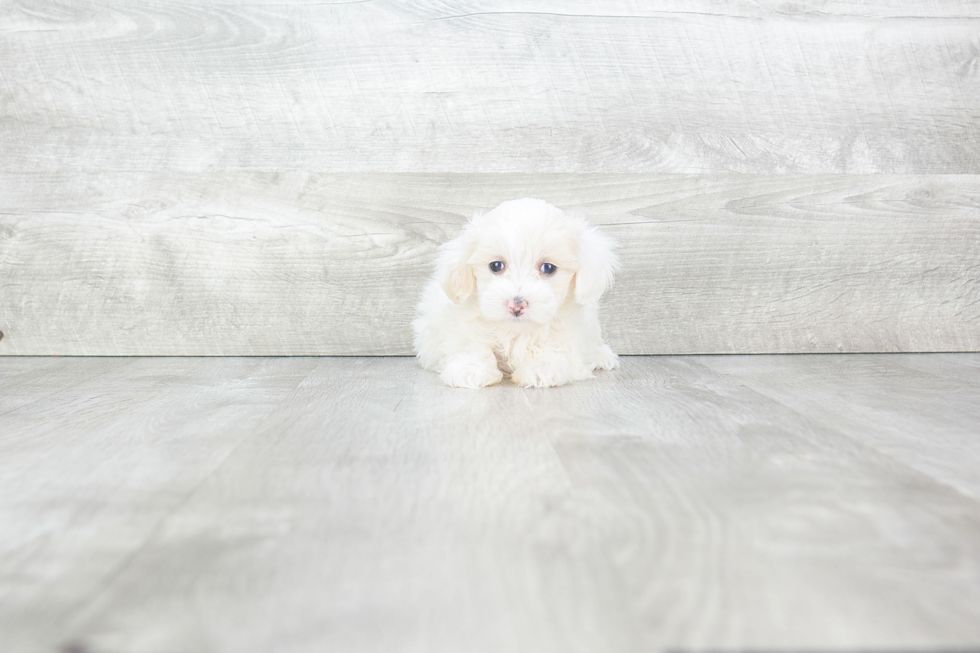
413 198 619 388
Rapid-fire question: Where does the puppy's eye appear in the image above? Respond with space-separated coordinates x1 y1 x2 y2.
539 262 557 276
489 261 505 273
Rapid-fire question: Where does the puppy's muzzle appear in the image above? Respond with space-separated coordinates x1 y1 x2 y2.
507 296 528 317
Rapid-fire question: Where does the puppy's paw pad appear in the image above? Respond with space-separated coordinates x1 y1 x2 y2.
441 359 503 388
593 346 619 371
512 361 569 388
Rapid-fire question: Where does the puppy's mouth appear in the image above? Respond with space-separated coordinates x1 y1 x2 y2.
506 310 540 326
493 310 542 329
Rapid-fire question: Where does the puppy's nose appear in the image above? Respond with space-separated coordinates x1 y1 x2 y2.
507 296 528 315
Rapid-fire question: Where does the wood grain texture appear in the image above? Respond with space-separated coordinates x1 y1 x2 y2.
700 354 980 499
2 172 978 355
3 1 979 354
0 356 138 417
0 357 320 653
2 355 980 652
2 0 979 174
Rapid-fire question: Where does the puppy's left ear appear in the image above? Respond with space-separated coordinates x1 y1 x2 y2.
573 224 619 305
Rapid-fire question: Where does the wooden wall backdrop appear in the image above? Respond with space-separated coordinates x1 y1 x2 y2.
1 0 978 355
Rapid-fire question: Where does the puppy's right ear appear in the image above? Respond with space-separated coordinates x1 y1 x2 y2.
436 229 476 304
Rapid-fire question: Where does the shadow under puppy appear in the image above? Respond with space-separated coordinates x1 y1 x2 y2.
414 198 619 388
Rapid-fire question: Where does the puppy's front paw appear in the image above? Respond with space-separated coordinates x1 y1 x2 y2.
441 354 503 388
593 344 619 371
512 358 571 388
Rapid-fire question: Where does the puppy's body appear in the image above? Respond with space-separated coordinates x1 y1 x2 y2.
414 198 619 388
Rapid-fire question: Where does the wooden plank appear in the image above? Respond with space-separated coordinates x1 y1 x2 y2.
3 356 979 651
0 356 319 653
1 1 979 174
0 357 138 417
699 353 980 499
2 172 978 355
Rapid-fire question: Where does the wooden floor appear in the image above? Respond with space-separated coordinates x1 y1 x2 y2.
2 355 979 653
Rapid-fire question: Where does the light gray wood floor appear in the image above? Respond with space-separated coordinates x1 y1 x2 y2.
1 355 979 653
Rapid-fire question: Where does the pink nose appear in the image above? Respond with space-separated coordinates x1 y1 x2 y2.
507 296 528 315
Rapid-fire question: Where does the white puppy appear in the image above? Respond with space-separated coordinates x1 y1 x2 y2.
413 198 619 388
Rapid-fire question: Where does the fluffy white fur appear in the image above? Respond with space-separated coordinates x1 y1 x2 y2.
413 198 620 388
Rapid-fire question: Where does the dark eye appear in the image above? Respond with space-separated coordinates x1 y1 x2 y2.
489 261 505 273
539 262 557 276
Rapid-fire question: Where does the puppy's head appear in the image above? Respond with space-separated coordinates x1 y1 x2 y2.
436 198 618 327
